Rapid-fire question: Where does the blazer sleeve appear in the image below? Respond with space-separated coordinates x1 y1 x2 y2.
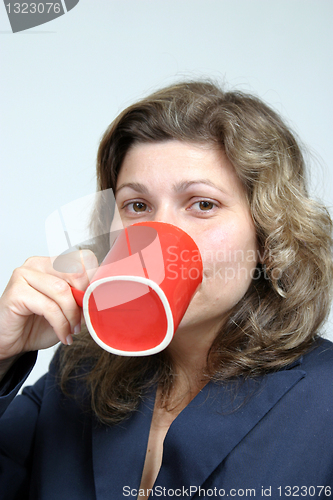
0 351 44 499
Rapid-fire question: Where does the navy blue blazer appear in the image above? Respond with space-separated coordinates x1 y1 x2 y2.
1 338 333 499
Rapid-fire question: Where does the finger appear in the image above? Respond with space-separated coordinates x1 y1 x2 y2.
54 249 99 291
24 250 99 291
79 249 99 282
22 290 72 346
53 249 99 291
7 267 81 335
20 268 82 334
1 279 74 347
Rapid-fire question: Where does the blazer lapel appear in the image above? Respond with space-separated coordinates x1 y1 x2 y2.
92 362 305 499
92 387 155 499
155 366 305 496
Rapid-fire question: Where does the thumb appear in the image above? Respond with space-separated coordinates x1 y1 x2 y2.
52 248 99 291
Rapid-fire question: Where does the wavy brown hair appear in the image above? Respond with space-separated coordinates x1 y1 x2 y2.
59 80 333 424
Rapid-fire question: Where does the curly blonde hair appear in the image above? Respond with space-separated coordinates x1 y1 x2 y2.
59 80 333 424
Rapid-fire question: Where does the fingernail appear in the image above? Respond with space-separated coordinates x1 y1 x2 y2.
74 323 81 335
66 334 73 346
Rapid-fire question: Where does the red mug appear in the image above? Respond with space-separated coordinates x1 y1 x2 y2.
71 221 203 356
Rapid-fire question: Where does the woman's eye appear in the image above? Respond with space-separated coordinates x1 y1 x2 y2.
198 201 215 211
122 201 149 213
132 202 147 212
187 199 218 215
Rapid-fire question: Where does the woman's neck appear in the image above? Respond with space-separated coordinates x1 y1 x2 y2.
160 318 224 412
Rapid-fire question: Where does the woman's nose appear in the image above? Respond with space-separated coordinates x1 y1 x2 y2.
151 205 179 227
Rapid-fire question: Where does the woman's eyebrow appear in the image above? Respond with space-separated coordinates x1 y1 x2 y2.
173 180 230 196
116 179 230 196
115 182 149 195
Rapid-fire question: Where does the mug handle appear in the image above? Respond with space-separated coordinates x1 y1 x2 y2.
70 286 84 308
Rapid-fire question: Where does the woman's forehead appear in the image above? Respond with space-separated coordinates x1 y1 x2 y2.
116 140 248 205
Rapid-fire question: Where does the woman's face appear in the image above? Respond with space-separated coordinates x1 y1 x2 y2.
115 141 258 338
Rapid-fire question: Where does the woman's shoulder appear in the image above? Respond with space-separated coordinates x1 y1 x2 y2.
296 337 333 396
302 337 333 370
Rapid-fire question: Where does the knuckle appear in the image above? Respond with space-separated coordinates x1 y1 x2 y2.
51 316 70 338
53 278 70 294
48 301 62 316
11 266 23 280
23 256 49 270
57 317 70 331
23 256 39 267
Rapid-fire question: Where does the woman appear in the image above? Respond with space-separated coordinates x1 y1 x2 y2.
1 81 333 499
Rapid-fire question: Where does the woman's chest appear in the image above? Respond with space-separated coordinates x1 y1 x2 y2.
137 408 177 499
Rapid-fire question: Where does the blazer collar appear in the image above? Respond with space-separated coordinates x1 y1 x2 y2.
92 363 305 498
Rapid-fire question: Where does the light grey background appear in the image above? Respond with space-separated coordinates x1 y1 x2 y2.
0 0 332 387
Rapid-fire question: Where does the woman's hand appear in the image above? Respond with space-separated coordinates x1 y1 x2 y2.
0 250 98 366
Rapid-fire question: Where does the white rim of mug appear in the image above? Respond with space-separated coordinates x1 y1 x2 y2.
82 276 174 356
